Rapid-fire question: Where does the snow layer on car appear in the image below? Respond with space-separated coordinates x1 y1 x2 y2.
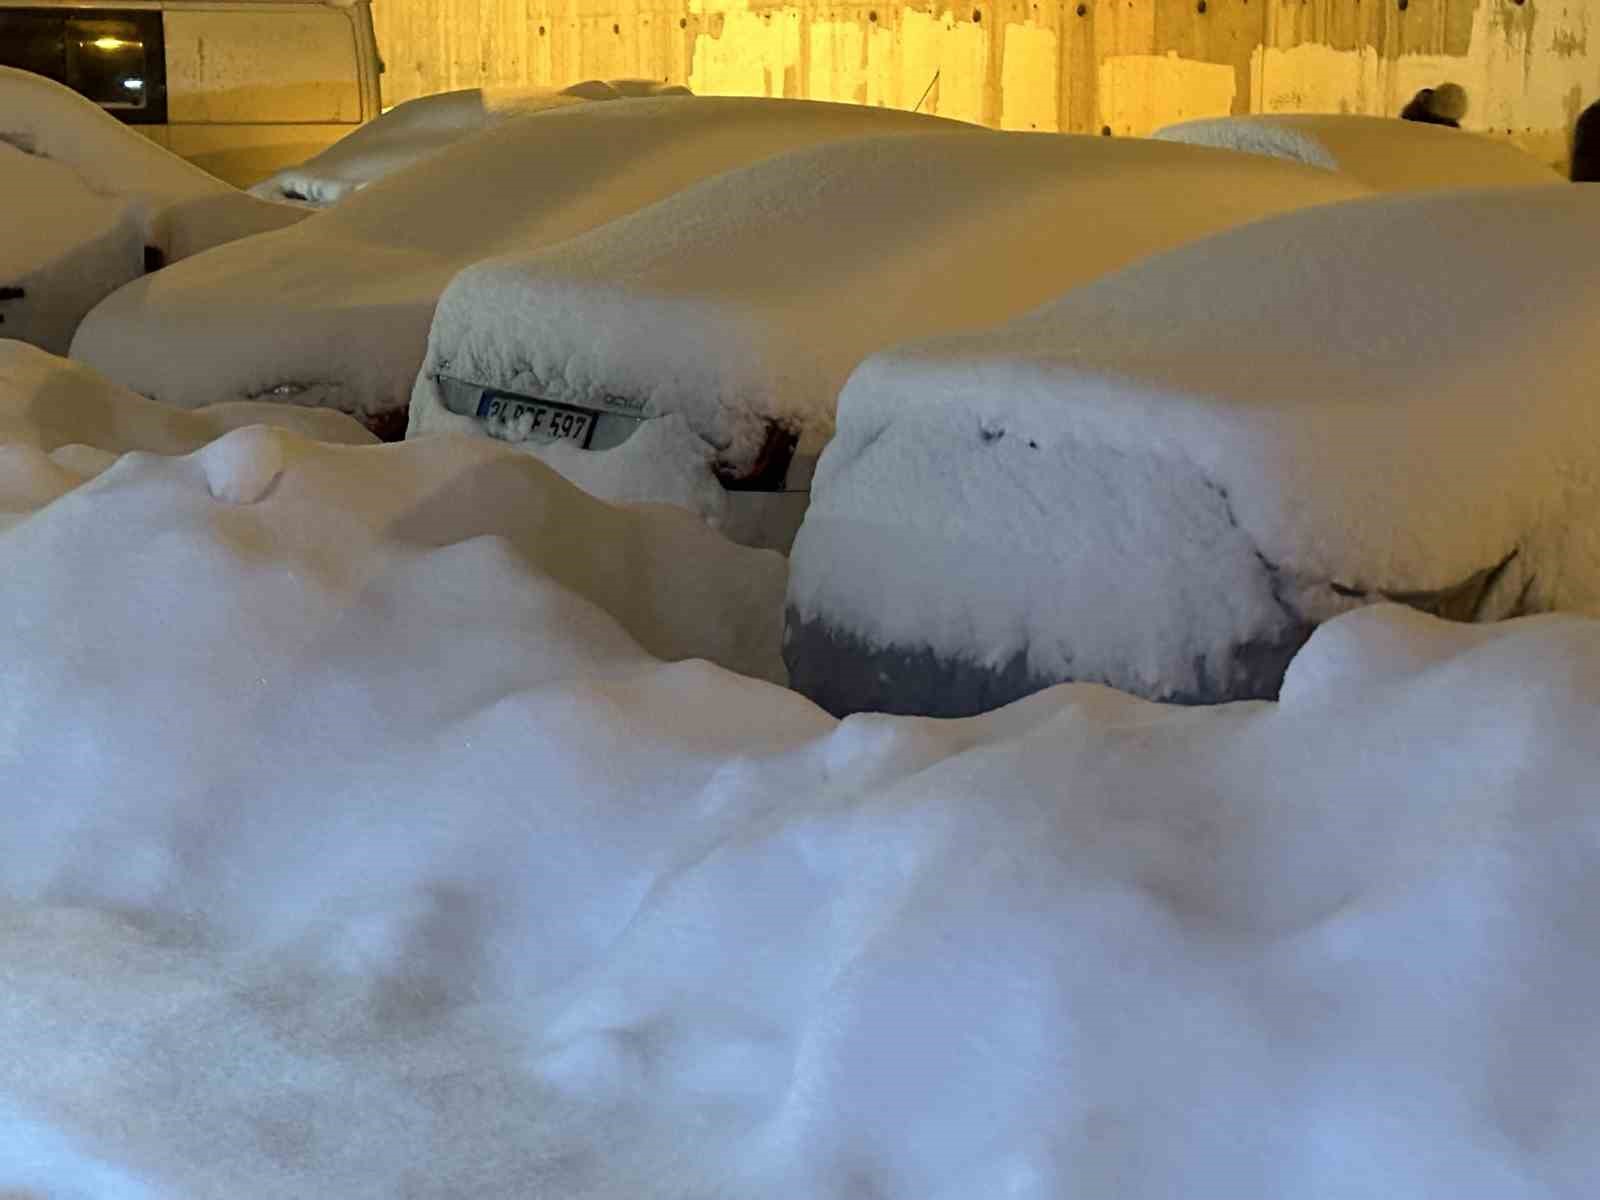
1153 113 1563 191
3 390 1600 1200
70 97 975 434
0 66 306 262
249 80 692 207
410 131 1370 507
787 185 1600 714
1 144 145 355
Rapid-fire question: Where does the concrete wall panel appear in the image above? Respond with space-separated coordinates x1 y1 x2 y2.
370 0 1599 157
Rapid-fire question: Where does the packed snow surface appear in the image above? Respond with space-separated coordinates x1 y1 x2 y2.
0 67 306 262
4 357 1600 1193
410 132 1369 507
1154 113 1563 191
71 97 974 433
788 185 1600 712
250 80 692 207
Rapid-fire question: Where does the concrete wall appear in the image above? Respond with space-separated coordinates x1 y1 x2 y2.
371 0 1598 158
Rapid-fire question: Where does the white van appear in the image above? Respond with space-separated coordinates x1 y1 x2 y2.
0 0 381 185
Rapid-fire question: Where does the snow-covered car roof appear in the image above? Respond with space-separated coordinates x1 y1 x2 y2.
788 185 1600 711
0 66 306 261
412 131 1372 473
70 96 978 434
1153 113 1563 191
249 80 693 207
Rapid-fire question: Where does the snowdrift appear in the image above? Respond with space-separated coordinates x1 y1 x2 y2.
409 132 1369 536
4 355 1600 1194
0 67 306 262
249 80 692 207
71 97 976 436
1153 113 1563 191
787 185 1600 715
0 340 786 679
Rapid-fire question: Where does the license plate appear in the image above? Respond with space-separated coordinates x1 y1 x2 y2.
476 391 596 448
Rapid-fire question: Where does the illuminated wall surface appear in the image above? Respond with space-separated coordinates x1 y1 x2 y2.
372 0 1597 161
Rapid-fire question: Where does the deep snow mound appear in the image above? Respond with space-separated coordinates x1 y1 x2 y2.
0 66 307 261
0 343 786 681
71 96 977 435
409 131 1369 524
3 459 1600 1200
249 81 692 207
787 185 1600 714
0 340 375 518
4 354 1600 1193
1153 113 1563 191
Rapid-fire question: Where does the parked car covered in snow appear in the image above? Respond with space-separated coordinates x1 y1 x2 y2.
1 66 306 351
408 131 1371 548
1153 113 1563 192
785 185 1600 716
2 139 144 353
71 96 978 439
0 0 382 186
249 79 692 207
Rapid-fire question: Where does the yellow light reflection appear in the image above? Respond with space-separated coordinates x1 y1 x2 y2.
91 36 128 50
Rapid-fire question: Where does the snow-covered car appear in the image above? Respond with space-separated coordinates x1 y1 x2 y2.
0 67 306 263
1153 113 1563 191
1 66 307 351
249 80 692 207
785 185 1600 716
2 142 144 354
408 131 1371 548
70 97 976 439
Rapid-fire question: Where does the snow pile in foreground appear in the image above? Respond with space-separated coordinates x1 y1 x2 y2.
410 132 1368 514
1154 113 1563 191
0 340 376 524
4 405 1600 1200
0 340 785 678
71 97 974 435
788 185 1600 715
0 67 306 262
250 80 692 207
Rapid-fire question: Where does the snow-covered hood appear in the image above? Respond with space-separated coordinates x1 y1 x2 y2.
419 132 1372 467
1154 113 1563 191
71 97 976 430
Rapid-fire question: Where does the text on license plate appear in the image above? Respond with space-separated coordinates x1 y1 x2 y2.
476 392 596 447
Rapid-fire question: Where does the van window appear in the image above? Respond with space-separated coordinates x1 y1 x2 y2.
0 8 167 123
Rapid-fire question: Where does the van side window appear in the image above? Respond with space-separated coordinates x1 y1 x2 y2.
66 18 150 110
0 8 167 123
